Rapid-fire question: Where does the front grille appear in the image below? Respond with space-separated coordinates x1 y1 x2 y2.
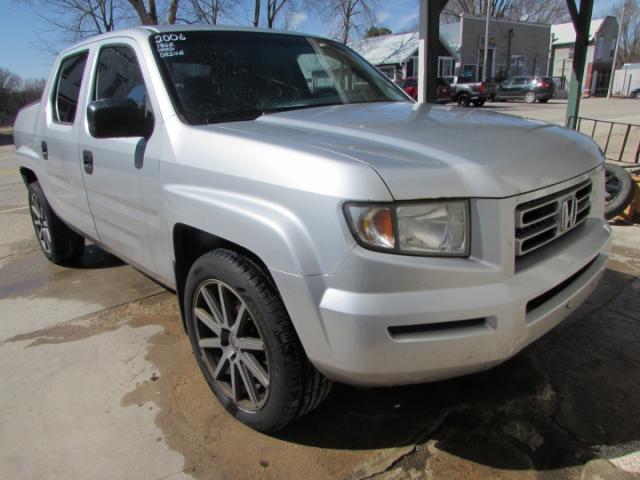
515 179 592 257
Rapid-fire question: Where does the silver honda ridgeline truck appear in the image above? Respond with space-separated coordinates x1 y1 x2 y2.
14 26 611 432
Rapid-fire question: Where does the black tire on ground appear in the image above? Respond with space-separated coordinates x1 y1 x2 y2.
538 98 549 104
27 181 85 264
524 91 536 103
457 93 471 107
473 99 485 107
605 163 636 220
184 249 332 432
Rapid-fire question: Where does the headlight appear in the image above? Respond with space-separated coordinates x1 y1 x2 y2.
344 200 470 256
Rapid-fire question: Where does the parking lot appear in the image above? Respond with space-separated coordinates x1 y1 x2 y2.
481 97 640 125
2 99 640 480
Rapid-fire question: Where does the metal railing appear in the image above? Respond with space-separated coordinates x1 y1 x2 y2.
570 116 640 164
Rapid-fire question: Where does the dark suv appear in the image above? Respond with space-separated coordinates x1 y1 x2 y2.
494 76 554 103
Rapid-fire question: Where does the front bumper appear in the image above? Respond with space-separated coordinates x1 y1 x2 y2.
273 171 611 386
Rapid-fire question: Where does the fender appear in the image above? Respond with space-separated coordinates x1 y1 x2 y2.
163 183 342 276
158 116 393 277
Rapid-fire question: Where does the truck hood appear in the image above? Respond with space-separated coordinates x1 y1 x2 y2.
218 102 603 199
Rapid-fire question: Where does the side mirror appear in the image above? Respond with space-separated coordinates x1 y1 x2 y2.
87 98 154 139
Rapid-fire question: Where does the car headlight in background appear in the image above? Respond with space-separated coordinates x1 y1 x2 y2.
344 200 470 256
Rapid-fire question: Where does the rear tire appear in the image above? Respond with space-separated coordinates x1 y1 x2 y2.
184 249 332 432
457 93 471 107
473 99 485 107
27 181 85 264
539 98 549 104
524 91 536 103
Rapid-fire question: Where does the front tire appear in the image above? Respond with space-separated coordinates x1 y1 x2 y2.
184 249 331 432
524 91 536 103
28 181 84 264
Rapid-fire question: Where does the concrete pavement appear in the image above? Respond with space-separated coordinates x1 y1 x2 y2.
2 124 640 479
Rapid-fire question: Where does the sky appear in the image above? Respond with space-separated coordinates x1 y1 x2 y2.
0 0 619 80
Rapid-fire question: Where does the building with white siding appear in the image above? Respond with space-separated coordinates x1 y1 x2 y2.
549 16 618 95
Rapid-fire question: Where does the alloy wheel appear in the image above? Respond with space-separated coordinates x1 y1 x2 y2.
192 279 270 412
30 193 52 255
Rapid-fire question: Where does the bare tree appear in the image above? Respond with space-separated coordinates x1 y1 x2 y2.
311 0 379 44
253 0 260 26
186 0 238 24
19 0 120 46
443 0 512 20
507 0 568 24
127 0 181 24
443 0 568 24
0 69 46 127
612 0 640 65
266 0 290 27
0 69 22 93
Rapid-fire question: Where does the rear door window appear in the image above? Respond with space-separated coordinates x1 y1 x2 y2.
53 52 89 124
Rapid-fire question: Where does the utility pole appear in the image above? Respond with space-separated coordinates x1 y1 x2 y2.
506 29 514 77
607 0 626 99
564 0 594 129
418 0 444 102
482 0 491 81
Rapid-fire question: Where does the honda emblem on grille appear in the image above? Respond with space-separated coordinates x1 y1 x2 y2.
560 195 578 232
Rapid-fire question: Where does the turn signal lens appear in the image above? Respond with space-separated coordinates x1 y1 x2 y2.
346 206 395 249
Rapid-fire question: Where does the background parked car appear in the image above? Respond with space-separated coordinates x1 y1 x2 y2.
396 77 452 104
630 88 640 99
442 75 488 107
494 76 555 103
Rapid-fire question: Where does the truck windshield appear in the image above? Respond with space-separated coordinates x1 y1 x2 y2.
150 31 408 125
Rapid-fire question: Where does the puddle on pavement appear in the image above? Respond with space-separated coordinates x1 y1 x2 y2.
0 245 163 342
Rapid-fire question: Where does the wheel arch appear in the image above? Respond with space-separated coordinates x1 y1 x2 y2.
172 223 278 331
19 167 38 186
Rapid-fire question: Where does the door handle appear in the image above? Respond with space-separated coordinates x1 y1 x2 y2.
41 141 48 160
83 150 93 174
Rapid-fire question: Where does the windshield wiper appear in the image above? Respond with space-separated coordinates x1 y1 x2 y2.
262 103 343 115
204 110 263 124
203 103 346 124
